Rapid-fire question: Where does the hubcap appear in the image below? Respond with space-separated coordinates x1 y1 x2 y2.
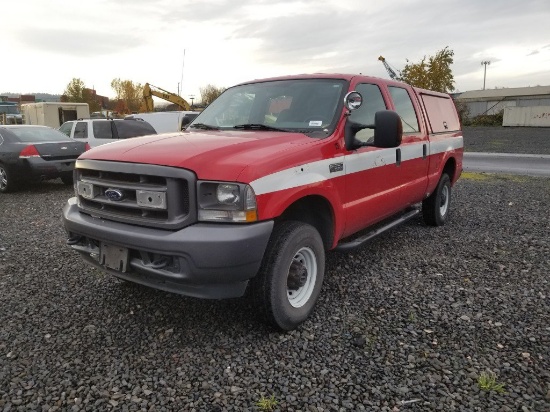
439 185 449 216
286 247 317 308
0 168 7 190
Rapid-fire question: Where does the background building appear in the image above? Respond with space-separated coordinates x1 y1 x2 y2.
455 86 550 118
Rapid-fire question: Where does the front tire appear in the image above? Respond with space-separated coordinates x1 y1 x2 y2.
423 173 451 226
251 221 325 331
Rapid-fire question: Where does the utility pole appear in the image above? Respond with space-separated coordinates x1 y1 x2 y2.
481 61 491 90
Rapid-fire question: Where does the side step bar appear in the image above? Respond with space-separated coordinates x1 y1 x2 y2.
334 208 420 251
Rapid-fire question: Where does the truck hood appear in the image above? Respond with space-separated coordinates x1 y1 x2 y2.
79 130 317 181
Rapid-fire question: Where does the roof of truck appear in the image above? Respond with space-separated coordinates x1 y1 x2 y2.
236 73 384 85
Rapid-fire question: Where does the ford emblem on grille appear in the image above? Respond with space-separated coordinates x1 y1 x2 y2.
105 188 125 202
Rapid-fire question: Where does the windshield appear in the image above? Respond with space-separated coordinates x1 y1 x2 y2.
0 105 20 115
189 78 347 136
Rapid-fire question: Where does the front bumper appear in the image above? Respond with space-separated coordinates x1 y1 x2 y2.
63 198 274 299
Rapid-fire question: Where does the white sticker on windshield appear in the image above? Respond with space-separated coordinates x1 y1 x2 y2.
309 120 322 127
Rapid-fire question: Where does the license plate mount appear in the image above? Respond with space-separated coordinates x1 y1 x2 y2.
100 242 129 272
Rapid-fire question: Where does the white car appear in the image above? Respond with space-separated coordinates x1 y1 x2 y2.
58 118 157 147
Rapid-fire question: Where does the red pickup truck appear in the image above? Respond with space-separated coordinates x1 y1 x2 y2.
63 74 463 330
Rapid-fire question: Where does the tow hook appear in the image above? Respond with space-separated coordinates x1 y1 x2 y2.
150 257 170 270
66 235 82 245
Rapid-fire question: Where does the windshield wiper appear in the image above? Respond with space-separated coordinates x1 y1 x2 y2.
190 123 219 130
233 124 288 132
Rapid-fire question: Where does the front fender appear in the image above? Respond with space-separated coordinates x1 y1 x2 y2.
254 179 345 248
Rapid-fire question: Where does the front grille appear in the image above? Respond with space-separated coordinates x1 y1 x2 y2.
75 160 196 230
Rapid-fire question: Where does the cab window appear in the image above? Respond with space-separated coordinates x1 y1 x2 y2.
388 87 419 133
349 83 387 143
58 122 73 137
73 122 88 139
93 121 114 139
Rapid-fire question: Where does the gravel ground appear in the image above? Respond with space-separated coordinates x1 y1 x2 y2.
463 126 550 154
1 132 550 411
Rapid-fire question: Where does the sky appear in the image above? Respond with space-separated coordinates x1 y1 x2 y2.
3 0 550 102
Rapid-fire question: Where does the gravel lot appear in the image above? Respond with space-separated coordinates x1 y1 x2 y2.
1 129 550 411
463 126 550 154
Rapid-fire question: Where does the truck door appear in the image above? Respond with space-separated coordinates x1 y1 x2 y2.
342 83 403 236
386 86 430 206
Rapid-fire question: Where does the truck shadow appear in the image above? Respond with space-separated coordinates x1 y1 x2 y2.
98 277 274 339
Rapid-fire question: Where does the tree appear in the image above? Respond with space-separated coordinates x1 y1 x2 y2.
62 78 101 112
111 78 144 114
63 78 86 102
399 47 455 93
200 84 226 106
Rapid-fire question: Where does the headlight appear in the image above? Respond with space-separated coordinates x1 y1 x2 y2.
197 181 258 222
217 184 240 205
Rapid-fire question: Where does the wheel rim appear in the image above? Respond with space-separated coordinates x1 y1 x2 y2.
439 184 449 216
0 167 7 190
286 247 317 308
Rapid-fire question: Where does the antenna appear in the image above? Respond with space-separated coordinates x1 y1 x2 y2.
179 49 186 97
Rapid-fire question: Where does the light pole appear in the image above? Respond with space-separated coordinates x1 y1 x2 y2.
189 95 195 109
481 61 491 90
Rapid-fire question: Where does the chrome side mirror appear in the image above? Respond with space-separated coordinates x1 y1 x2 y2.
344 91 363 111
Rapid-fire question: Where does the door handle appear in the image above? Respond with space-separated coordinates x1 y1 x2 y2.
423 144 427 159
396 148 401 166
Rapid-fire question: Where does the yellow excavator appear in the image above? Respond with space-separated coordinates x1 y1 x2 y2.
141 83 192 112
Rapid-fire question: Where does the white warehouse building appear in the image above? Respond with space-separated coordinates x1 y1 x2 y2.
455 85 550 127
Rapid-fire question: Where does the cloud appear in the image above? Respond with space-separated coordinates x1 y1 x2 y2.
4 0 550 95
15 29 143 56
230 12 356 61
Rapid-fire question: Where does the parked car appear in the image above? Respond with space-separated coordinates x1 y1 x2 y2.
0 103 23 124
58 118 157 147
0 125 90 193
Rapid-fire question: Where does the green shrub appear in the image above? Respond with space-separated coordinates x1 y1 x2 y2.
463 110 503 127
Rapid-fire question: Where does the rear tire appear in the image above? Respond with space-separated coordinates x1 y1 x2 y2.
423 173 451 226
251 221 325 331
0 164 15 193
